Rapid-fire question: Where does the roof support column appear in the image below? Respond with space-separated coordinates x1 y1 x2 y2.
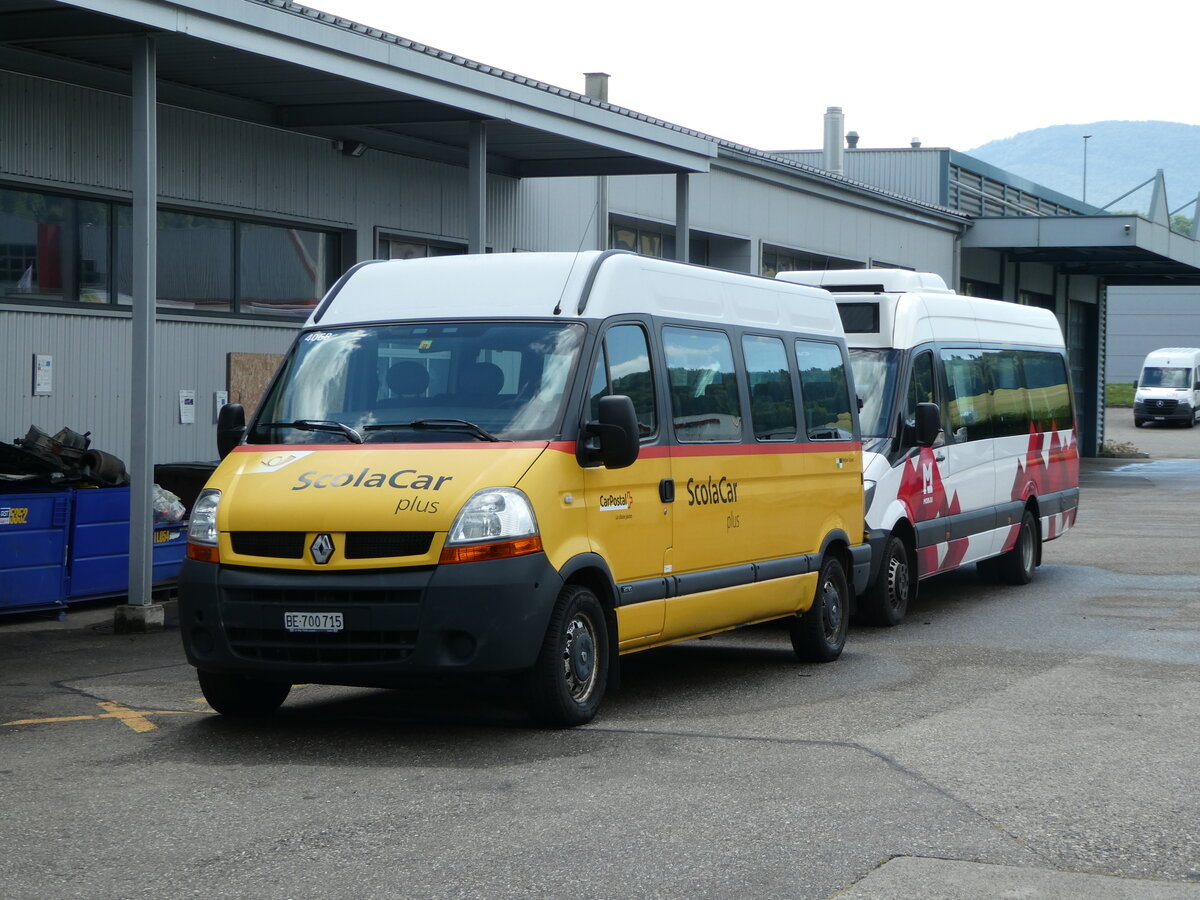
675 173 690 262
468 121 487 254
116 33 163 632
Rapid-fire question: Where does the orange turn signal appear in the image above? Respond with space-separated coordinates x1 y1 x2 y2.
438 536 542 565
187 542 220 563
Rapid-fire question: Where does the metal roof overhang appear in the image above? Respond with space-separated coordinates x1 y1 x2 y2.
0 0 717 178
964 215 1200 286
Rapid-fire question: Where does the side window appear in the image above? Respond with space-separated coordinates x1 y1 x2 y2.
743 334 797 441
940 349 993 442
987 350 1032 437
902 350 937 447
795 339 854 440
663 325 742 442
1022 350 1073 432
588 324 658 438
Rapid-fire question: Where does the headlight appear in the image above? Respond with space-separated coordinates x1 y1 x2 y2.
441 488 542 564
186 489 221 562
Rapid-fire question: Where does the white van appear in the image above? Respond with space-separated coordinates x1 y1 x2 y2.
777 269 1079 626
1133 348 1200 427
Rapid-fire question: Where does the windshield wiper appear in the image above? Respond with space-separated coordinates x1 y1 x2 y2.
363 418 504 442
260 419 364 444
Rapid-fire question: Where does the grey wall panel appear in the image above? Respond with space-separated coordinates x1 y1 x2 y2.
775 150 945 204
1106 286 1200 383
1 308 296 468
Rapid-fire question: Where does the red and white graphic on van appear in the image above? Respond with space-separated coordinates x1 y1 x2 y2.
999 424 1079 552
896 446 970 576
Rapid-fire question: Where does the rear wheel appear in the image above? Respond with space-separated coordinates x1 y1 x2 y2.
198 670 291 717
525 585 609 727
790 556 849 662
993 508 1038 585
859 534 913 627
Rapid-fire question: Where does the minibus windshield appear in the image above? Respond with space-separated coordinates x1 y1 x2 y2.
249 321 586 444
1141 366 1191 389
849 348 901 438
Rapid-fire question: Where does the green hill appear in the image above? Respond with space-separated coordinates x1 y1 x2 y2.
967 121 1200 217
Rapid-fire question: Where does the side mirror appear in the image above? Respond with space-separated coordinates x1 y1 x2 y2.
914 402 941 448
578 395 640 469
216 403 246 459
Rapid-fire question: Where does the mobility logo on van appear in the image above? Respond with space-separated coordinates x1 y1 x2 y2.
686 475 739 506
291 468 454 491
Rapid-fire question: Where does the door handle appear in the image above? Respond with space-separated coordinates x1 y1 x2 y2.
934 452 946 462
659 478 675 503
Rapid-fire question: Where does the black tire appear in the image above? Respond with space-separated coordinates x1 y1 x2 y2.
790 556 849 662
1134 418 1147 428
525 585 609 727
993 508 1038 585
859 534 913 627
198 670 291 717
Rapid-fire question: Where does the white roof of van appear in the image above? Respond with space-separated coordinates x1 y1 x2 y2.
311 251 845 337
778 268 1063 350
777 269 955 294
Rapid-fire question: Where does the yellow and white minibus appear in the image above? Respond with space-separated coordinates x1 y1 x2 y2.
778 269 1079 626
180 251 868 726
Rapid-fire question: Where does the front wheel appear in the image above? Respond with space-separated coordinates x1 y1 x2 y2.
198 670 291 717
993 508 1038 585
790 556 849 662
524 585 609 727
859 535 913 627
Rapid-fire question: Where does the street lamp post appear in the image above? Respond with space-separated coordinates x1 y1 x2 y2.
1082 134 1092 203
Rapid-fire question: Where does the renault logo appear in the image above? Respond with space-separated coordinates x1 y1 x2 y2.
310 533 335 565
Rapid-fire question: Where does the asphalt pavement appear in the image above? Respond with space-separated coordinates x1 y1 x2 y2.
1 409 1198 899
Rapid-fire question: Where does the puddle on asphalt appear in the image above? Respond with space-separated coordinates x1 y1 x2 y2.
1105 458 1200 489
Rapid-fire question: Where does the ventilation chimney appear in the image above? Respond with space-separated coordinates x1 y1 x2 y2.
584 72 609 102
823 107 845 175
846 131 860 149
910 137 922 148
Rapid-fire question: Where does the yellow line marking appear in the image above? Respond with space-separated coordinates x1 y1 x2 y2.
3 700 214 732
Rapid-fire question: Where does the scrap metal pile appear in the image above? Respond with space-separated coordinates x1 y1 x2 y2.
0 425 129 486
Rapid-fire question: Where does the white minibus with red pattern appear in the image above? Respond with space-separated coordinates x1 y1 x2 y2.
777 269 1079 625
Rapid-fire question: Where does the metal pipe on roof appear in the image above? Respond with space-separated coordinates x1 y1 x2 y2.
823 107 845 175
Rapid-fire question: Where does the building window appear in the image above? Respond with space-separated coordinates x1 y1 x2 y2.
379 235 466 259
609 217 708 265
762 245 861 278
1 184 341 318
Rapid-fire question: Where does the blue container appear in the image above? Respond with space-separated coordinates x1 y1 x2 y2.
0 488 71 614
67 487 187 602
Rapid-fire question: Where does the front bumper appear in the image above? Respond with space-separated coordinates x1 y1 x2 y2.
1134 400 1192 423
178 553 564 686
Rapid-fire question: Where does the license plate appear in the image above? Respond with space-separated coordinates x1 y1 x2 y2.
284 612 344 633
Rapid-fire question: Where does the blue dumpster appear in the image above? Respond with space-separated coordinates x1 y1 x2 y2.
67 487 187 602
0 488 72 614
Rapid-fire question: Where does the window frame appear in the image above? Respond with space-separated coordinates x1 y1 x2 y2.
0 182 343 321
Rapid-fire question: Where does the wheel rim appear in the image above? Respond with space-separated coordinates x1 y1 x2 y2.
561 612 598 703
1020 521 1035 573
819 575 844 642
885 550 909 612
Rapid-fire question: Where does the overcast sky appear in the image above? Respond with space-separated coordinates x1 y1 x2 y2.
305 0 1197 153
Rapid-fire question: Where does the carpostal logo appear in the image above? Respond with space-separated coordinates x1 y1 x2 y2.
686 475 739 507
292 468 453 492
599 492 633 512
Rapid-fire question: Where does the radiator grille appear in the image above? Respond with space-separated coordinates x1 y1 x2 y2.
229 531 433 560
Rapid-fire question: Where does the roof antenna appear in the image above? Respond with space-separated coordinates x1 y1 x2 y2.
554 197 600 315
